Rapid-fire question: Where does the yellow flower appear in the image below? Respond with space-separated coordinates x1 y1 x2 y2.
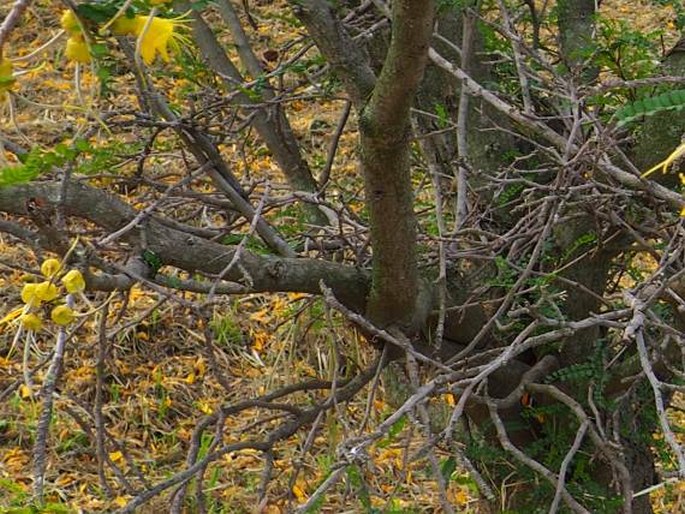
21 283 40 306
51 305 75 326
22 281 58 305
62 269 85 293
65 35 91 64
40 258 62 278
60 10 81 35
0 58 16 94
35 281 59 302
21 313 43 331
643 141 685 178
111 15 138 36
134 15 190 64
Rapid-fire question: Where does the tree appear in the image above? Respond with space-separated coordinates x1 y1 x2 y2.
1 0 684 512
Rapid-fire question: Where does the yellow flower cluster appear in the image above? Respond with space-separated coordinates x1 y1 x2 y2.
61 9 91 64
19 257 86 331
112 13 189 64
59 8 189 65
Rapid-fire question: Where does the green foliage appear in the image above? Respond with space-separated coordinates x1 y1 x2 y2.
77 138 144 175
347 464 373 512
173 50 216 92
496 181 525 207
56 431 89 454
437 0 466 12
221 233 271 254
546 361 596 384
489 255 517 288
415 192 453 238
522 407 622 513
76 1 123 24
439 456 457 481
187 0 213 11
0 162 42 187
95 64 114 94
0 74 16 91
562 231 597 262
464 341 625 511
377 415 406 448
0 141 80 187
210 313 244 348
584 16 665 119
0 477 72 513
478 20 520 98
595 18 662 81
262 10 302 29
142 249 163 274
433 102 450 129
271 204 308 241
546 342 611 408
615 89 685 127
343 464 410 513
301 455 333 514
0 137 143 187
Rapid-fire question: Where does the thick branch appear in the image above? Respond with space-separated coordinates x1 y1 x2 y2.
360 0 435 330
288 0 376 108
0 181 369 310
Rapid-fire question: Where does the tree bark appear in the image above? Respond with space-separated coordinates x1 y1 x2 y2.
288 0 376 110
359 0 435 330
0 181 370 311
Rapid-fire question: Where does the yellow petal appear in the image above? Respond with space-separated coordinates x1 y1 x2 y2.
643 142 685 178
136 16 172 64
111 15 138 36
51 305 75 325
35 281 59 302
21 283 40 306
113 496 128 507
62 269 85 293
292 484 306 501
134 15 188 64
65 35 91 64
40 258 62 278
60 10 81 34
21 313 43 331
109 451 123 462
0 307 23 326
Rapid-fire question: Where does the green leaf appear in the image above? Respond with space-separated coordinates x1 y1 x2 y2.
388 415 406 439
378 415 406 448
90 43 109 58
76 3 119 23
616 89 685 126
440 456 457 481
142 250 163 274
74 138 91 152
347 465 372 510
